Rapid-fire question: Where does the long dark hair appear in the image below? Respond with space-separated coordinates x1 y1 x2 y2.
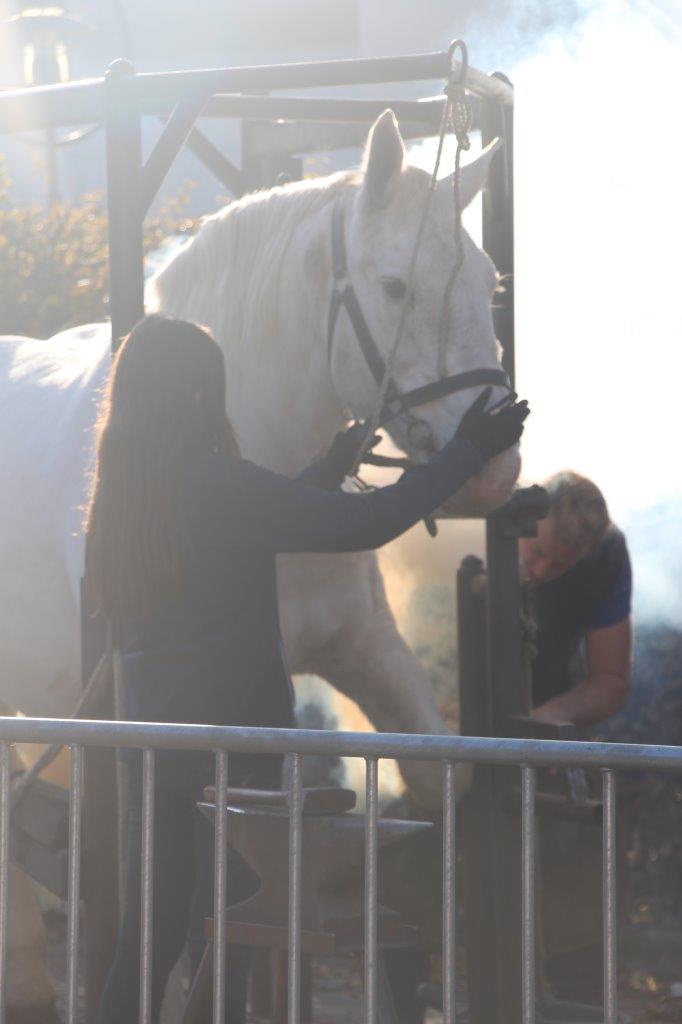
85 314 240 622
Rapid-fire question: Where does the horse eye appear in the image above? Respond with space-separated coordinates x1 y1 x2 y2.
381 277 407 302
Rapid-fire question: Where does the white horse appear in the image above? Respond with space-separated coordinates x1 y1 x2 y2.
0 112 518 805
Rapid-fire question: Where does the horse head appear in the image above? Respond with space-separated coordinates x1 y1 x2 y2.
149 110 520 510
329 110 520 513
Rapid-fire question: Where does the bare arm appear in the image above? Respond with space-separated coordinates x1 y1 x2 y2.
532 618 632 728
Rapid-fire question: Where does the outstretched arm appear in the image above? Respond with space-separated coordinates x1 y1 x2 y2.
204 440 483 555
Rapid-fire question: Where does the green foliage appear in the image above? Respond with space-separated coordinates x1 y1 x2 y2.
0 157 197 339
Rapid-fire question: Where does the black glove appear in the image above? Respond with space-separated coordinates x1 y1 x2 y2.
455 387 529 461
324 421 381 479
300 422 381 491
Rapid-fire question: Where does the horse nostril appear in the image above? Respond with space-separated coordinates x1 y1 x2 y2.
407 418 435 452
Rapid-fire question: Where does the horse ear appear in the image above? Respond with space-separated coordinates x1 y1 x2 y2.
361 110 405 205
439 137 503 208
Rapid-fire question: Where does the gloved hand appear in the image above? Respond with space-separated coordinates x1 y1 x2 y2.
454 387 529 460
324 421 381 479
300 422 382 491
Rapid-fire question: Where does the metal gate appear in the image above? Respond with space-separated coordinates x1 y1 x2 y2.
1 715 680 1023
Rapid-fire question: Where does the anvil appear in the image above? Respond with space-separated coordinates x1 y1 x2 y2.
199 794 432 951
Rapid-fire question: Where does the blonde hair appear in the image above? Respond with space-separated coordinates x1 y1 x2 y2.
543 471 610 552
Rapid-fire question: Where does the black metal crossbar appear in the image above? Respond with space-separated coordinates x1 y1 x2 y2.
0 48 512 135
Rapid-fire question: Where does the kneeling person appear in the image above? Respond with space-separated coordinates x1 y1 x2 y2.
520 471 632 730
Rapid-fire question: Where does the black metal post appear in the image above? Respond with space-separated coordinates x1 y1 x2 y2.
458 554 496 1024
81 57 146 1024
481 76 514 383
460 77 524 1024
105 58 145 349
458 549 523 1024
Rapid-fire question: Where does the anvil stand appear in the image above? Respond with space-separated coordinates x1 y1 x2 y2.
457 487 626 1024
182 785 432 1024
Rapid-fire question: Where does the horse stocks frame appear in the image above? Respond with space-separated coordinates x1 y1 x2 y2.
0 43 630 1024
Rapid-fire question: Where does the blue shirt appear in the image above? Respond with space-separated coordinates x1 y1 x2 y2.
586 554 632 630
530 525 632 706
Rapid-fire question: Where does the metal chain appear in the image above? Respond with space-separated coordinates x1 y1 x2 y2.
350 41 472 475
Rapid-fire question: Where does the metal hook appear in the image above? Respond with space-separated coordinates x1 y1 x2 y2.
447 39 469 87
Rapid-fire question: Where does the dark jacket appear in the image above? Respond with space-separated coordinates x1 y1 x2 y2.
119 440 483 759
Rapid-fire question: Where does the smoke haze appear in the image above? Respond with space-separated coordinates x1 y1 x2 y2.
400 0 681 630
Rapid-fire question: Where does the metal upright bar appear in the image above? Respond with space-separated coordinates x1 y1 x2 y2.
474 70 524 1024
603 770 618 1024
288 754 303 1024
521 766 537 1024
442 761 457 1024
66 746 84 1024
213 751 228 1024
105 59 145 350
365 757 379 1024
481 76 515 384
0 743 10 1024
139 750 155 1024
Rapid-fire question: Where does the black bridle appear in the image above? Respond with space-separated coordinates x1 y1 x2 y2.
327 202 510 440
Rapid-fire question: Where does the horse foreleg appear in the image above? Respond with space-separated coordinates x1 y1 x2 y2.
310 604 472 812
6 866 59 1020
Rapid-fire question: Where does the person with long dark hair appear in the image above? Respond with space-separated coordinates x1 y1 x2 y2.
86 314 528 1023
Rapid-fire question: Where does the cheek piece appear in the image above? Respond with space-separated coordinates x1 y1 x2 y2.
326 203 511 439
326 203 517 537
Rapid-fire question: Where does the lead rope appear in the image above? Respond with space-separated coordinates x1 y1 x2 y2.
349 39 472 477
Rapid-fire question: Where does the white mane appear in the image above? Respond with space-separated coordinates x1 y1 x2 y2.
148 170 359 357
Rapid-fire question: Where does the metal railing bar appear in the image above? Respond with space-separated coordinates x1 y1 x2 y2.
365 757 379 1024
288 753 303 1024
139 749 155 1024
0 744 10 1024
132 52 512 104
66 746 84 1024
203 94 447 126
0 50 512 135
0 718 681 773
603 769 618 1024
212 751 228 1024
521 765 537 1024
442 761 457 1024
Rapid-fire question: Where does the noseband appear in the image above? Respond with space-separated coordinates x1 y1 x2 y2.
327 202 510 435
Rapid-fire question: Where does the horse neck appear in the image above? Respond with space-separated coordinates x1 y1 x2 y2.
223 196 349 476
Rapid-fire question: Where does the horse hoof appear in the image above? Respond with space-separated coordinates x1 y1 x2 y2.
6 1006 62 1024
